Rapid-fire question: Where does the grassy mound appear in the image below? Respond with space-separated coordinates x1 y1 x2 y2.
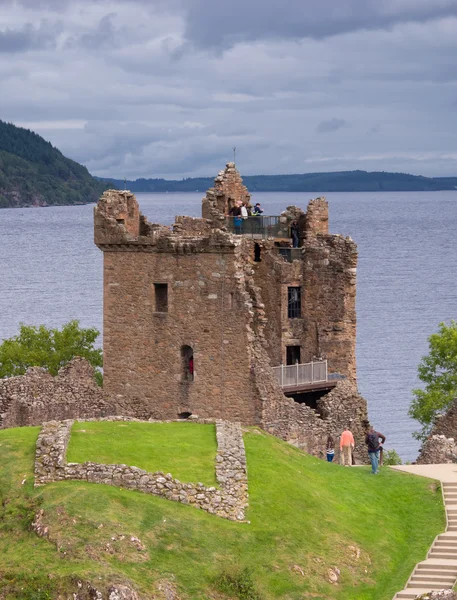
0 423 445 599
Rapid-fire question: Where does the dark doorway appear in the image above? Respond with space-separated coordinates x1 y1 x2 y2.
254 243 261 262
286 345 301 365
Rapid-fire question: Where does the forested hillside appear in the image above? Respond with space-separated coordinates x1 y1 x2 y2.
102 170 457 193
0 121 109 208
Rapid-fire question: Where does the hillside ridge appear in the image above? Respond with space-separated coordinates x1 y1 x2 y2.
100 169 457 193
0 120 109 208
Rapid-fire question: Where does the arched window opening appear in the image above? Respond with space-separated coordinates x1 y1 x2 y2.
254 243 261 262
181 345 194 381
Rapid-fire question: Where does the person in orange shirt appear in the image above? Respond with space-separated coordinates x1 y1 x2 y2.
340 428 355 466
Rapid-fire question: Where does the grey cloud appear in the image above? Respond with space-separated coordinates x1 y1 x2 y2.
0 21 60 53
316 118 347 133
1 0 457 178
66 13 121 50
183 0 457 48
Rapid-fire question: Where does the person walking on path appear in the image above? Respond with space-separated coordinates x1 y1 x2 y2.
340 428 355 466
365 426 386 474
326 435 335 462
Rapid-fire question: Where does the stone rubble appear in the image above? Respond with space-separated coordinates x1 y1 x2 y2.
34 419 248 522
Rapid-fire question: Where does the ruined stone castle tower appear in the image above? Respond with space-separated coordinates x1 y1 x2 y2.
94 163 368 458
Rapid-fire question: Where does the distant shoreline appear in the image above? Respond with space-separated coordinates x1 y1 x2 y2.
98 170 457 194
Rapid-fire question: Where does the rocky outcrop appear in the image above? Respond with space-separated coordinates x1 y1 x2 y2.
34 419 248 522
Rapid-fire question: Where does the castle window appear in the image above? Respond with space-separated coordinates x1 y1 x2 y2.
116 218 125 225
181 345 194 381
288 287 301 319
254 243 261 262
154 283 168 313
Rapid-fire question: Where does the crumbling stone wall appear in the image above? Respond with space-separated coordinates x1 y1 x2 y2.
0 358 117 429
304 197 329 238
34 419 248 521
301 232 358 380
417 435 457 464
416 399 457 464
202 162 251 223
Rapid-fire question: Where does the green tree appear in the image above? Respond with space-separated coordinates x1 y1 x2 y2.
0 321 102 385
409 321 457 440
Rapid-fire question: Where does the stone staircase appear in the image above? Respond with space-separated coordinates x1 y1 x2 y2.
393 481 457 598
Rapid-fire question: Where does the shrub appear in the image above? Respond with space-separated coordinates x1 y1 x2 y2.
215 567 262 600
384 449 402 466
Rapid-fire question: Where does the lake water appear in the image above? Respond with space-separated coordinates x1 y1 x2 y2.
1 191 456 461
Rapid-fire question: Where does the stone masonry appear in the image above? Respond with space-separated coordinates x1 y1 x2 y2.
34 419 248 521
0 358 118 429
417 399 457 464
94 162 368 461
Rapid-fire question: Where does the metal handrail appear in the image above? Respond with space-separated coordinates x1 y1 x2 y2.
272 360 328 388
225 215 290 239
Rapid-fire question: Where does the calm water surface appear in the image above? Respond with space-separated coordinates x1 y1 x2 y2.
1 191 456 461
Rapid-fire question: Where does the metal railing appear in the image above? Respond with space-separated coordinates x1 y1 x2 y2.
272 360 328 388
225 216 290 239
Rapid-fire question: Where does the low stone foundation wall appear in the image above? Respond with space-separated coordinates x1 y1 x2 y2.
34 419 248 522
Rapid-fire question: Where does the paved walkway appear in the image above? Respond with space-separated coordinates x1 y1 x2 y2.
391 464 457 599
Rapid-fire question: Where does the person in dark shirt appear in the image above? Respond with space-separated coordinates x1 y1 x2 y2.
365 426 386 474
290 220 300 248
252 203 264 215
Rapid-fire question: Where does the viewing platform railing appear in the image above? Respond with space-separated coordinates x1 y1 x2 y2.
225 216 289 239
272 360 328 388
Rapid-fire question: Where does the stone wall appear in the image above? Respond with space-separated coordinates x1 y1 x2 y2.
34 419 248 521
0 358 117 429
416 399 457 464
101 236 262 423
416 435 457 464
201 162 251 222
301 232 358 381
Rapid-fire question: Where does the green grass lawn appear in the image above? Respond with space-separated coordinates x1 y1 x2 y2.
67 421 218 486
0 423 445 600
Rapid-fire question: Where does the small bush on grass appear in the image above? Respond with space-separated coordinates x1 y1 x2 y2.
384 449 402 466
215 567 262 600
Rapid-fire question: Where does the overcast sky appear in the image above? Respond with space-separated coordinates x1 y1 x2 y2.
2 0 457 179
